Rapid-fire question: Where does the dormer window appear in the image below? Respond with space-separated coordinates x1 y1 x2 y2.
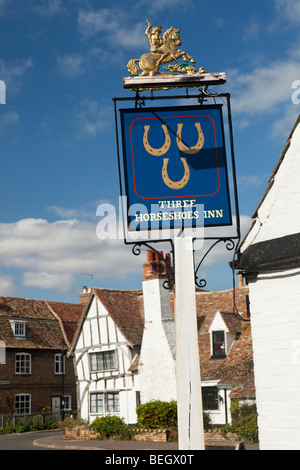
212 331 226 358
209 312 235 359
11 321 26 338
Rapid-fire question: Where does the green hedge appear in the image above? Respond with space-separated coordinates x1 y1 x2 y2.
221 400 259 443
136 400 211 430
90 415 136 440
136 400 177 429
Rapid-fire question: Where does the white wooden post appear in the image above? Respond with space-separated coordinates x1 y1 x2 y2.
174 235 205 450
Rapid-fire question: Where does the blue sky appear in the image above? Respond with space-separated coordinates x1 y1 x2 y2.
1 0 300 303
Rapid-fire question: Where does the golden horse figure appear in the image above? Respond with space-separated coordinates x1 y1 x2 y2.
127 26 196 77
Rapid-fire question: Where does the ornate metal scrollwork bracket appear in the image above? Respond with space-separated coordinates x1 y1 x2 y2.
194 238 237 289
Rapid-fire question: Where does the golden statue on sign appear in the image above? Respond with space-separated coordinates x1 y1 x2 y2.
127 20 200 77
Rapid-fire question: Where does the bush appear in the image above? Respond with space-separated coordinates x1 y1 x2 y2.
0 414 58 434
232 413 259 443
90 416 136 441
222 400 258 443
136 400 177 429
136 400 211 432
58 416 87 434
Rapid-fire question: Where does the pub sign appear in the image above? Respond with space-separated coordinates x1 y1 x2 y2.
120 104 232 232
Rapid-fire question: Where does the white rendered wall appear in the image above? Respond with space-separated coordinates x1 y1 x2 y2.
138 278 177 403
241 122 300 250
74 296 139 424
248 268 300 450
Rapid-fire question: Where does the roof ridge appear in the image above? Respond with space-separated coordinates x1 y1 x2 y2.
44 300 70 348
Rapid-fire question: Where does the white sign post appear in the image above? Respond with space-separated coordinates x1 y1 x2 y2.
174 235 205 450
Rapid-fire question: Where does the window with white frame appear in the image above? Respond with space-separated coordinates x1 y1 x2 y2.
89 350 117 372
90 392 120 414
15 353 31 374
15 394 31 414
62 395 71 410
10 321 26 338
212 330 226 357
54 353 65 374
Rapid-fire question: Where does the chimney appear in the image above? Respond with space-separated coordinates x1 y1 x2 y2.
139 249 176 403
80 286 92 305
237 272 244 287
143 250 172 282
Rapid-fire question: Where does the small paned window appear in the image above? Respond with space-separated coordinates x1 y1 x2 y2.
202 387 219 410
90 392 120 414
15 394 31 414
54 353 65 374
62 395 71 410
89 350 117 372
212 331 226 357
15 353 31 374
13 322 26 337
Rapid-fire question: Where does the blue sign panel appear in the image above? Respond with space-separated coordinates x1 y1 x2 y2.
120 105 232 231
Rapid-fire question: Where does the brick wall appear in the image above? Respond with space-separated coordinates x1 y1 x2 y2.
0 348 77 414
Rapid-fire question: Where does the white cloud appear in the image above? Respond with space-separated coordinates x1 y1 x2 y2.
29 0 64 17
0 58 33 95
77 9 146 49
23 272 76 293
137 0 192 12
47 205 96 220
274 0 300 23
243 19 260 41
270 105 300 138
0 111 18 128
0 271 16 296
56 54 84 78
0 217 143 294
228 55 300 137
0 212 253 295
237 174 268 188
74 98 113 137
229 59 300 116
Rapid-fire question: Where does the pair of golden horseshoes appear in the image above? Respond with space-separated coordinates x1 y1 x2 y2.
143 122 204 189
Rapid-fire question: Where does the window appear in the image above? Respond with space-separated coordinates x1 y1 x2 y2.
90 392 120 414
15 353 31 374
10 321 26 337
54 353 65 374
15 394 31 414
90 393 103 413
212 330 226 357
62 395 72 411
89 350 117 372
202 387 219 410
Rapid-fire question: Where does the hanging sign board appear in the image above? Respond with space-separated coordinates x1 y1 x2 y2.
120 104 232 232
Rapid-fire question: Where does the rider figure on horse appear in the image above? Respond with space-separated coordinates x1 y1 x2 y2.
145 20 176 67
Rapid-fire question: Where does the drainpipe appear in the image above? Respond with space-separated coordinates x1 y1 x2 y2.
224 389 228 424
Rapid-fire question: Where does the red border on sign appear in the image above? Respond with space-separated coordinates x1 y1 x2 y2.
129 114 220 199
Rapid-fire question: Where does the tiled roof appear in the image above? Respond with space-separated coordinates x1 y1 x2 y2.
93 288 144 347
74 285 255 399
47 301 84 345
195 287 256 399
0 296 84 350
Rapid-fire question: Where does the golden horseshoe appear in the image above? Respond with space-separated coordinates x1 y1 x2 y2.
162 157 190 189
143 124 171 156
176 122 204 154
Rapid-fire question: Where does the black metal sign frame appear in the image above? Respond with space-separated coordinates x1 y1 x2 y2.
113 88 241 291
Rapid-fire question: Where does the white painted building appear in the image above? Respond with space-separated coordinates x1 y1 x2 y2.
71 252 254 426
138 275 177 403
70 288 144 424
236 115 300 449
